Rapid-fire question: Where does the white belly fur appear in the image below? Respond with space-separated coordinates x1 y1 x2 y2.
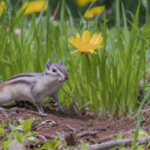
0 84 32 105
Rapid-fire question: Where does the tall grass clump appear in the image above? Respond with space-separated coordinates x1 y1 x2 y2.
0 0 149 116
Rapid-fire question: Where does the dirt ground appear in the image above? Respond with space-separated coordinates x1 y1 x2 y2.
0 101 150 149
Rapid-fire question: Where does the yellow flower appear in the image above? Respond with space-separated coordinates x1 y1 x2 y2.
84 6 105 18
0 1 5 13
76 0 97 6
68 30 103 54
22 1 48 15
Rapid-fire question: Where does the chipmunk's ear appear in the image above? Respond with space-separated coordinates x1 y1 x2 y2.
58 59 63 65
45 59 51 70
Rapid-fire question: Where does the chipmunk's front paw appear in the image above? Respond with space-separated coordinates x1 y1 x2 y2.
40 113 47 117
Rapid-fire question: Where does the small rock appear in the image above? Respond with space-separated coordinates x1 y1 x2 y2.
65 132 77 146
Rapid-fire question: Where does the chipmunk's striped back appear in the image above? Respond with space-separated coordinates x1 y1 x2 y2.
0 59 69 117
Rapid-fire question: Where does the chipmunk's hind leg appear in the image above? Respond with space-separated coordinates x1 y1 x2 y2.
34 101 47 117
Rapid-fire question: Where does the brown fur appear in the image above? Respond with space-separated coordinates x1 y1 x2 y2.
0 59 69 117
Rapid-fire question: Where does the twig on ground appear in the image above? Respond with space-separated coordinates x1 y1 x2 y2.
87 136 150 150
34 120 56 131
77 131 98 138
97 129 136 143
36 126 47 132
128 121 137 127
141 108 150 114
66 125 77 132
36 135 47 142
37 132 54 140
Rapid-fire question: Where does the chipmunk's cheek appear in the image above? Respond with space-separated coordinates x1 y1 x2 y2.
58 77 65 82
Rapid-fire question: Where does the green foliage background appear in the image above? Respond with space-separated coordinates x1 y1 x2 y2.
0 0 150 116
9 0 150 27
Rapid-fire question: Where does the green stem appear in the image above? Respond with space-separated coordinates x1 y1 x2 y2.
86 19 88 30
146 0 149 22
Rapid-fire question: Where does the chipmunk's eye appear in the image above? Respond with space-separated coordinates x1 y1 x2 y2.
52 68 56 73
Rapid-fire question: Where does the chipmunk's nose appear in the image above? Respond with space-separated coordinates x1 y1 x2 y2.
65 76 69 80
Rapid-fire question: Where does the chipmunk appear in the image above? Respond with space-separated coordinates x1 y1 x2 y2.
0 59 69 116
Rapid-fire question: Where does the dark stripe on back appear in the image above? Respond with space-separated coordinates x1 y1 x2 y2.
8 80 31 85
6 74 35 82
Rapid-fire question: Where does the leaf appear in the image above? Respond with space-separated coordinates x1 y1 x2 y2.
9 124 15 131
10 124 23 132
54 135 60 141
6 133 13 141
0 123 5 128
111 136 114 140
22 119 35 132
1 140 11 149
82 143 90 150
137 145 145 150
12 125 23 132
117 132 123 140
40 141 59 150
35 2 48 26
21 132 38 142
0 128 4 134
141 17 150 38
13 130 23 143
138 130 148 138
11 4 28 30
146 142 150 148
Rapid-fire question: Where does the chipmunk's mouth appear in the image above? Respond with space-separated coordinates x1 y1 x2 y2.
59 76 69 82
59 79 66 82
59 79 67 82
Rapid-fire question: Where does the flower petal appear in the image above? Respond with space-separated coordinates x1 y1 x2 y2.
92 6 105 15
68 30 103 55
76 32 81 40
0 1 5 13
82 30 91 44
76 0 97 6
68 36 76 46
84 6 105 18
90 33 103 44
84 10 94 18
22 1 48 15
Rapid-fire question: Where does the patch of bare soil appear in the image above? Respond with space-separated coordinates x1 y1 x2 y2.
0 101 150 149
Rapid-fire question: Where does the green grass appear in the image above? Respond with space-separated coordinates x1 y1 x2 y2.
0 0 150 116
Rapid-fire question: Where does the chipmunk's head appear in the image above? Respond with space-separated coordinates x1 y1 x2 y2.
45 59 69 82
